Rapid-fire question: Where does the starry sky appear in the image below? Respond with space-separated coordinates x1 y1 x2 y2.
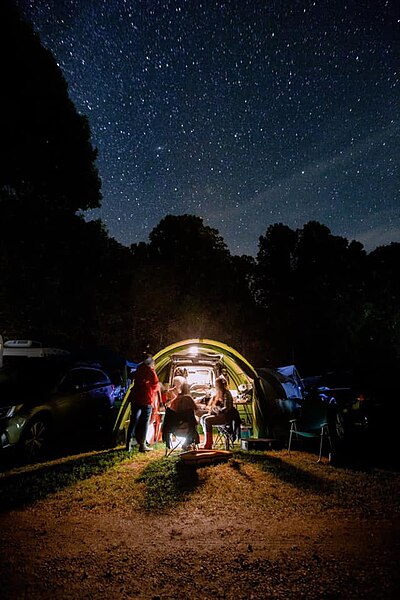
16 0 399 256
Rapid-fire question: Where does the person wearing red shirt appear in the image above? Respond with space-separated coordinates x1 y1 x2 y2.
126 355 159 453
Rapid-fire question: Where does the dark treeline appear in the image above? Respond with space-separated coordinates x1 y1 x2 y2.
1 2 399 398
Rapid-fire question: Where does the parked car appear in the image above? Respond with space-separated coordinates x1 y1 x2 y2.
257 366 369 454
0 357 116 462
301 372 369 452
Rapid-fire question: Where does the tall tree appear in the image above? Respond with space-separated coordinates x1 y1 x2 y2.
254 223 297 365
0 0 101 212
292 221 366 371
127 214 259 358
358 243 400 394
0 2 107 346
254 221 367 372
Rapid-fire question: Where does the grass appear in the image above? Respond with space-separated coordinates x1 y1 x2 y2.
1 446 399 518
0 448 129 512
135 448 336 512
1 447 399 600
136 455 200 510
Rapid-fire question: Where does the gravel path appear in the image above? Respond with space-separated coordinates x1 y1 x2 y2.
1 449 399 599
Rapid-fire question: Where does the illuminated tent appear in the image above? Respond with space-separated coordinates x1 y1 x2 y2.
113 338 285 445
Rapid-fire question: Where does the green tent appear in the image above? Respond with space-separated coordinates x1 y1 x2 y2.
113 338 282 445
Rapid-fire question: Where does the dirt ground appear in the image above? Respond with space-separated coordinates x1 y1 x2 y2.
1 448 399 600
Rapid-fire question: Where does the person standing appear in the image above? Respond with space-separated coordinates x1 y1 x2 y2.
126 355 159 453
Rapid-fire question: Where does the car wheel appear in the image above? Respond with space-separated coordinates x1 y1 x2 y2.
19 416 50 461
333 410 346 440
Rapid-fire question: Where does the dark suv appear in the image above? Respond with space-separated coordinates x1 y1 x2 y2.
0 358 116 462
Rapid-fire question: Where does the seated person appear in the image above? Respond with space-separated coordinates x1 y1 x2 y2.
169 393 197 413
192 394 211 419
166 368 189 403
163 394 199 450
200 375 236 449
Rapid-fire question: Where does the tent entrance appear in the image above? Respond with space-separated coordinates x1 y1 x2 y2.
113 338 263 445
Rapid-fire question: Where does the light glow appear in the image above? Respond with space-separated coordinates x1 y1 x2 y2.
170 434 187 448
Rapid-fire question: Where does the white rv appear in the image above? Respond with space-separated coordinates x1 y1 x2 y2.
3 340 69 359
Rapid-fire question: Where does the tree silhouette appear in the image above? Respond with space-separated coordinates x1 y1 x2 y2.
254 223 297 364
127 214 260 357
357 243 400 393
1 2 398 385
254 221 367 372
0 2 105 345
0 0 101 212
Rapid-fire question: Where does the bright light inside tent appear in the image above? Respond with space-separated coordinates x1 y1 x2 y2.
188 346 198 356
174 435 187 447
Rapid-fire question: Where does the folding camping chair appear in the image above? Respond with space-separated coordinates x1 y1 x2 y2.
214 424 236 450
287 399 332 462
162 407 199 457
213 408 242 451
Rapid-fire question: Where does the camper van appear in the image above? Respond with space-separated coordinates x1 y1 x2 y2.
3 340 70 359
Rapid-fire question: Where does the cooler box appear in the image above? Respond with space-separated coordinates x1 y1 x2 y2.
240 426 252 439
241 438 283 451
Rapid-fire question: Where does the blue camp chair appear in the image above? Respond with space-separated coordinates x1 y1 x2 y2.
287 399 332 462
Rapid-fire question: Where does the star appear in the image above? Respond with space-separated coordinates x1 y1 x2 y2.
16 0 399 255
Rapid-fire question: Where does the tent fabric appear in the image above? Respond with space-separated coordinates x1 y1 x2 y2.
275 365 305 400
152 339 267 438
113 338 295 443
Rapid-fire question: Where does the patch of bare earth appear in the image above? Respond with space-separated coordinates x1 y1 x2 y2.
1 450 399 599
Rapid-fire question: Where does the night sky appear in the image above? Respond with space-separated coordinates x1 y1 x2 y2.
16 0 399 256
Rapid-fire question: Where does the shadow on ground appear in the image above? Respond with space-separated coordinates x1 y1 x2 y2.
136 456 202 511
0 448 128 513
235 451 335 494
